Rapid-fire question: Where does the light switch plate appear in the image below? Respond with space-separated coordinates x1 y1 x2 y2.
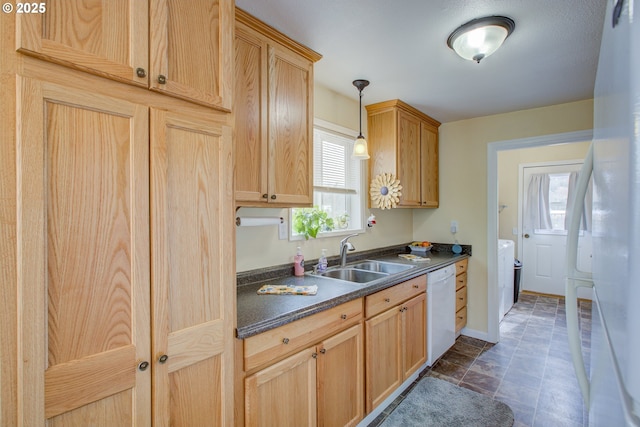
450 220 458 234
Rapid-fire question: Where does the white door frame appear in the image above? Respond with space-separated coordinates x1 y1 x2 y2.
486 129 593 343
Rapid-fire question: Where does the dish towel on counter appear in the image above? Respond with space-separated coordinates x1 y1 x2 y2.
257 284 318 296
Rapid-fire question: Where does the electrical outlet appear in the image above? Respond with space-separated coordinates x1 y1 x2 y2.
450 220 458 234
278 220 288 240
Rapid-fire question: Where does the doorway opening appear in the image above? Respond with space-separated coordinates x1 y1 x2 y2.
518 161 593 299
486 130 593 343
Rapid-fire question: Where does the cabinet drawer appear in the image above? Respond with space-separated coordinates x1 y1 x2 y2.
455 306 467 333
365 275 426 318
455 258 468 276
244 298 363 371
456 272 467 291
456 286 467 312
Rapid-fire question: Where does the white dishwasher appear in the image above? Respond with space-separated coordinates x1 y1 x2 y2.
427 264 457 366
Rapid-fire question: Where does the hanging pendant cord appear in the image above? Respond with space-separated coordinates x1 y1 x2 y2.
359 90 363 137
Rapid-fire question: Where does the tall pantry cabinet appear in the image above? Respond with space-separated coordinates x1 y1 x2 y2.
1 1 235 425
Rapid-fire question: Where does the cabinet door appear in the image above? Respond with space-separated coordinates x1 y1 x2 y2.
17 0 148 86
268 43 314 205
365 307 402 412
150 0 233 109
397 110 422 207
151 109 234 426
317 324 364 427
245 348 317 427
234 25 269 203
17 78 150 426
420 122 439 207
402 293 427 379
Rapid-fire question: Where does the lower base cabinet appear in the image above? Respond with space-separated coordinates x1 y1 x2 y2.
364 276 427 412
317 324 365 427
245 347 317 427
242 301 364 427
240 273 434 426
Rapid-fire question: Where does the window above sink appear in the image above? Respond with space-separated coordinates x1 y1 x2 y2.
290 119 366 241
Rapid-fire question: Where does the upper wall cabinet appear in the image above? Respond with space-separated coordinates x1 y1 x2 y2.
366 100 440 208
16 0 233 110
234 8 322 207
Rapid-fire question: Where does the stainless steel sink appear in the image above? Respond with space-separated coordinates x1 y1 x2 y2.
317 268 387 283
348 260 415 274
314 260 414 284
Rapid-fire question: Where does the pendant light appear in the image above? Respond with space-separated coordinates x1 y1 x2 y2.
447 16 515 63
352 79 370 159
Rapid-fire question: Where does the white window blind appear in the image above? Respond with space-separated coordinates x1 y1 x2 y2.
313 128 359 194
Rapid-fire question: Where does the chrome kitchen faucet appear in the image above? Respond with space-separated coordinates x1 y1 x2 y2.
339 234 359 267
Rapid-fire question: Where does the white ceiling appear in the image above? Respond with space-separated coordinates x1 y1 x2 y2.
235 0 606 123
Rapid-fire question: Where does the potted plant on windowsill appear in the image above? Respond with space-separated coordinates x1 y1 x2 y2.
292 207 335 240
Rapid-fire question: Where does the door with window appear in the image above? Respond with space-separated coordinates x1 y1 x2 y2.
521 163 592 298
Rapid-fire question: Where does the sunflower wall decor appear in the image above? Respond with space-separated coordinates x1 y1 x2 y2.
370 173 402 209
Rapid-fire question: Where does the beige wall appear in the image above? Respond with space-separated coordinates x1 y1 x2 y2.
497 142 591 256
235 84 414 272
413 99 594 334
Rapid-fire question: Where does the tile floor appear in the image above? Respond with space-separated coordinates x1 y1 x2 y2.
369 293 593 427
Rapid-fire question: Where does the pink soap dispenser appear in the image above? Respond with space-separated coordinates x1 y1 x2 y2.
294 247 305 276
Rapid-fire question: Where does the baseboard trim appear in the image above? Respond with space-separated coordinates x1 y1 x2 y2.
460 327 491 343
520 290 592 303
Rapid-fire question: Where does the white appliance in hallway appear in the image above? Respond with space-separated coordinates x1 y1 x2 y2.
427 264 456 366
498 239 515 320
565 1 640 425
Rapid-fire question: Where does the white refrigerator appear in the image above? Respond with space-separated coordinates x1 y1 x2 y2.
565 0 640 425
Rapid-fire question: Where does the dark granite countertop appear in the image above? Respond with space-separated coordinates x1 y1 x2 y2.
236 243 470 339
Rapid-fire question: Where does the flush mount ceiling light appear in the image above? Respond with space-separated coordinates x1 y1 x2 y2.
447 16 515 63
352 79 370 160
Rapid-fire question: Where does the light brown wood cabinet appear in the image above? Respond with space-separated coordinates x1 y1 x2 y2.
150 109 235 426
234 8 322 206
13 74 235 426
455 259 469 334
17 77 153 426
366 100 440 208
317 324 365 427
242 299 364 427
4 0 236 421
16 0 233 109
245 346 318 427
364 275 427 412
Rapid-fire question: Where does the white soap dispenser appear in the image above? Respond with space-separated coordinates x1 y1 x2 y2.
318 249 328 273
